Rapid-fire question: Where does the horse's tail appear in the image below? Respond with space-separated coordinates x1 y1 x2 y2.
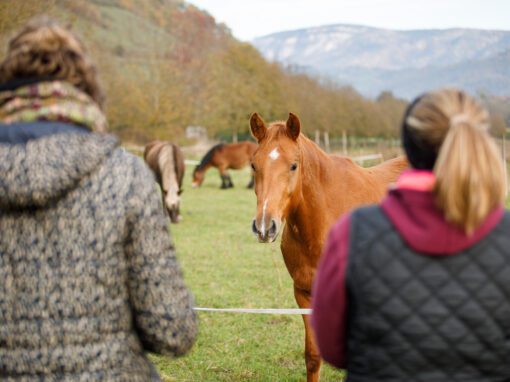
197 143 223 171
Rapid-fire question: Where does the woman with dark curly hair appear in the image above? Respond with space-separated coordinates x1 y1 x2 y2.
0 17 197 381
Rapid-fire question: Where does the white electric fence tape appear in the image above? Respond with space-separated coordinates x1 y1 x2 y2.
193 307 312 315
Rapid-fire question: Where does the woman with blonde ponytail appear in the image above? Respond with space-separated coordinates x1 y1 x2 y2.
408 89 505 234
312 89 510 382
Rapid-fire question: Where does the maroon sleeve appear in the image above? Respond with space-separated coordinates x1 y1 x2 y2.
311 213 351 369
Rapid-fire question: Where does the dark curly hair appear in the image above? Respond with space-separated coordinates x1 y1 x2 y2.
0 16 104 108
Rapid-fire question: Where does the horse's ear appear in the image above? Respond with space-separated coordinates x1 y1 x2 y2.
250 112 266 142
286 112 301 141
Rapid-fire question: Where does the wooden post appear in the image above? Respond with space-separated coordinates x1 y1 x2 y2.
324 131 330 153
315 130 320 146
342 130 347 155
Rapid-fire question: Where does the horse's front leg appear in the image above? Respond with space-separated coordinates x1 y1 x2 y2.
220 175 228 189
294 286 321 382
219 168 229 189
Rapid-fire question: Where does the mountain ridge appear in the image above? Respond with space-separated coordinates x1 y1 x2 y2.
257 23 510 39
253 23 510 98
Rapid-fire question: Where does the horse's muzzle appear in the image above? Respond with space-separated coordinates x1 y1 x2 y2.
252 218 279 243
166 203 181 224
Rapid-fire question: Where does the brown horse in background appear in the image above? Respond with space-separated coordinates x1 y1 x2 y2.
144 140 185 223
192 141 257 189
249 113 408 382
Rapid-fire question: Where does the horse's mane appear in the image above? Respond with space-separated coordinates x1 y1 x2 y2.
196 143 224 171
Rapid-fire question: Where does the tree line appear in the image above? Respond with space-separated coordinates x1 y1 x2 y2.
1 0 505 145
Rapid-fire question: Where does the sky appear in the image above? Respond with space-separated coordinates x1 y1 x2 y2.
189 0 510 41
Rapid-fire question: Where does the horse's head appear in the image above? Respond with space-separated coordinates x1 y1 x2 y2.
250 112 302 243
192 166 204 188
163 186 182 223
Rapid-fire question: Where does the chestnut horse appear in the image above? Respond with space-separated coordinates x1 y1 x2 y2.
192 141 257 189
144 140 185 223
249 113 408 382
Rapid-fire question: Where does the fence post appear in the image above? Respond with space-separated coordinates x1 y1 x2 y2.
342 130 347 155
324 131 330 153
315 130 321 146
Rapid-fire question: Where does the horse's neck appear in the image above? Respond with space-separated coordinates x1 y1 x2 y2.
199 161 212 173
302 136 342 194
287 137 340 246
159 145 178 192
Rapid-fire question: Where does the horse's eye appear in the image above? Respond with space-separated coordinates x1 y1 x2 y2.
251 163 256 171
290 163 298 171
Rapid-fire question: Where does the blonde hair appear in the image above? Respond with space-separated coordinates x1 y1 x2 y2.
406 89 505 233
0 16 104 107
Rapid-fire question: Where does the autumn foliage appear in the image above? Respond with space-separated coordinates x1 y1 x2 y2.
0 0 409 143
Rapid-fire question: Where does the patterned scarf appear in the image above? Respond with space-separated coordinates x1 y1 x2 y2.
0 80 107 133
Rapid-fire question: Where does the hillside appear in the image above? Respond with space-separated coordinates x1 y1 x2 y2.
253 24 510 98
0 1 408 142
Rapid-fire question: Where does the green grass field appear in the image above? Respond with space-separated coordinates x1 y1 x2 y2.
149 165 345 381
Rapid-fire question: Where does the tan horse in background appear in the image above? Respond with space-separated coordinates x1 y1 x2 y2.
144 140 185 223
249 113 408 382
192 141 257 189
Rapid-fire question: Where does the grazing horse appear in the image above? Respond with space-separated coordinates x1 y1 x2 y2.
144 140 185 223
192 141 257 189
249 113 408 382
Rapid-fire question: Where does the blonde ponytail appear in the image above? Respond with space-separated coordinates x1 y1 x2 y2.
434 119 505 233
406 89 505 234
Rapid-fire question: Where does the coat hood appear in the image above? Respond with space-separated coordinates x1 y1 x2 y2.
381 188 504 255
379 170 505 255
0 129 118 209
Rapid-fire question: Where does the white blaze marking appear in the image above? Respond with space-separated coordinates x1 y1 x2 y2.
261 199 268 233
269 148 280 160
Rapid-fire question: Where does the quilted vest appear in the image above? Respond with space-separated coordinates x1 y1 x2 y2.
345 206 510 382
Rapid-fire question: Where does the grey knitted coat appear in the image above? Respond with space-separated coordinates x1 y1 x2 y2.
0 129 197 381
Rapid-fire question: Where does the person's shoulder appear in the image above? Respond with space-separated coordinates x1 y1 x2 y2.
497 209 510 227
351 204 384 221
349 204 392 243
329 212 351 238
329 205 383 239
107 146 154 180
